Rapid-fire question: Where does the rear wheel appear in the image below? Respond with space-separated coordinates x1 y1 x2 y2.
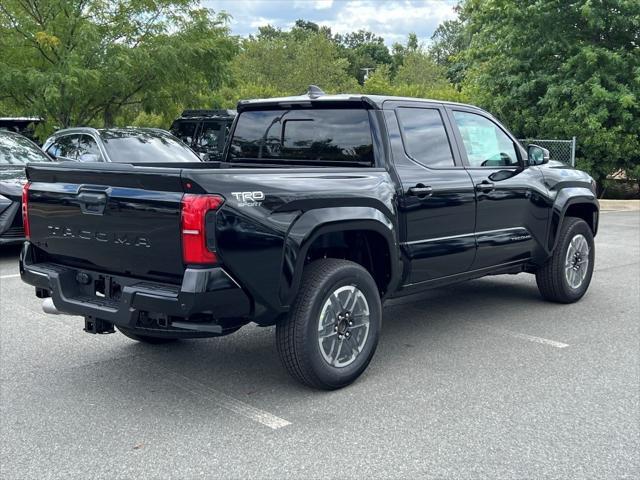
117 326 179 344
535 217 595 303
276 259 382 390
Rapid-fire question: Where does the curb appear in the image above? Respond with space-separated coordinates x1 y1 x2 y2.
598 200 640 212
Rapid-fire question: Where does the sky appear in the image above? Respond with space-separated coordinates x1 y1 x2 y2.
202 0 459 46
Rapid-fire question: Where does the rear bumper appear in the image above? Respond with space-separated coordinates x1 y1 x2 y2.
19 243 251 334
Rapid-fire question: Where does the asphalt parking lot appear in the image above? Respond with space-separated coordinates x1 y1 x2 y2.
1 211 638 479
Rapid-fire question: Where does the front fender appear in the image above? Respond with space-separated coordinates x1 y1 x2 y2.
279 206 400 306
548 187 599 252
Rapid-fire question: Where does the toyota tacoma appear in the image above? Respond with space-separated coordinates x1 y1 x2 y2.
19 89 599 389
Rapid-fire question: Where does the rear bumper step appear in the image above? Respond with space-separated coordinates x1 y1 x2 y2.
19 243 251 333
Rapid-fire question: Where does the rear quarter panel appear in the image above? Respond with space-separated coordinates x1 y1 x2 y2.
183 168 398 321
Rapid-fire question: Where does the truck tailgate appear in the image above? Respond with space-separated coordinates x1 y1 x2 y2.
26 163 187 281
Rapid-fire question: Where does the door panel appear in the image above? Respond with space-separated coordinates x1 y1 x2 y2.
383 107 476 286
446 107 549 269
466 167 548 268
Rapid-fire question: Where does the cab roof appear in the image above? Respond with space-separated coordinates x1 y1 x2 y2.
236 86 479 112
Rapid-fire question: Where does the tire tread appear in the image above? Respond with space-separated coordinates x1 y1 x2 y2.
536 217 593 303
276 259 378 389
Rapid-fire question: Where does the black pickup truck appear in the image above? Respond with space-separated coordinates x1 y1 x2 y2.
19 90 599 389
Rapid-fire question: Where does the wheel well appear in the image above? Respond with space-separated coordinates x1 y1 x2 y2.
305 230 392 295
565 203 598 235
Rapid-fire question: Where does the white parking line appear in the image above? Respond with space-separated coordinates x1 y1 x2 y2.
161 369 292 430
0 273 20 279
1 271 291 429
478 324 569 349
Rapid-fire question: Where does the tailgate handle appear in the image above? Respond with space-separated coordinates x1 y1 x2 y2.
78 192 107 215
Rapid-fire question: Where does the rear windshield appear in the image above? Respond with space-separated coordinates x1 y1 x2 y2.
100 130 200 163
228 109 374 166
0 132 50 164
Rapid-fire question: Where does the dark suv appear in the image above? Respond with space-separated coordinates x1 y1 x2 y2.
170 110 236 161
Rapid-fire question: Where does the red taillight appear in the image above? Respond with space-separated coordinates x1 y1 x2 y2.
181 194 224 264
22 182 31 240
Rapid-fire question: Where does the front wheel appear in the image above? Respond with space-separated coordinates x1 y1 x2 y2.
276 259 382 390
535 217 595 303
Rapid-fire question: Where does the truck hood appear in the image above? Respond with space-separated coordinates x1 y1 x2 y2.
538 161 595 192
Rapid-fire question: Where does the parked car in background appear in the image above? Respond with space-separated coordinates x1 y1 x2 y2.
42 127 202 163
0 130 52 244
0 117 43 142
170 109 236 161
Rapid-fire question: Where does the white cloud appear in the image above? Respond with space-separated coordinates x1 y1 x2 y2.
319 0 457 45
203 0 458 45
294 0 334 9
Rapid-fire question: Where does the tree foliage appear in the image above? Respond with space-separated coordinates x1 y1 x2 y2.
430 17 469 86
3 0 635 190
459 0 640 184
230 27 357 97
0 0 237 134
335 30 393 83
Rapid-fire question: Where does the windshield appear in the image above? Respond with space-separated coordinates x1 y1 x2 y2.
100 130 200 163
0 132 50 165
229 108 374 166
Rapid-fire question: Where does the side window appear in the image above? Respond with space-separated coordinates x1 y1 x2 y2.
199 122 223 150
76 135 103 162
452 111 519 167
45 143 60 159
396 107 455 168
172 122 197 146
48 135 80 160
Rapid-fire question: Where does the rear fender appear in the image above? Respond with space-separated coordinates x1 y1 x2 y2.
279 207 400 306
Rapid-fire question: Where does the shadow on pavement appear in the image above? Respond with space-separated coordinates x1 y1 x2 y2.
0 243 22 261
89 274 548 400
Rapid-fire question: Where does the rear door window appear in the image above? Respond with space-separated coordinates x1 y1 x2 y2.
229 109 374 166
396 107 455 168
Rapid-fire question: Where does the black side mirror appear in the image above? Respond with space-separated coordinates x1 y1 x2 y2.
527 144 550 166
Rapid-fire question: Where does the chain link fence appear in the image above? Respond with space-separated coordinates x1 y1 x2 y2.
518 137 576 166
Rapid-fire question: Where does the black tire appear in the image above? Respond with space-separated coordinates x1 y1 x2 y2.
535 217 595 303
117 326 179 344
276 259 382 390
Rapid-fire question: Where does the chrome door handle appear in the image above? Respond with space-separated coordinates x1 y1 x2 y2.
475 181 495 192
408 185 433 197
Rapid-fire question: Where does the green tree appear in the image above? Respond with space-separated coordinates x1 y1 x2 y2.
459 0 640 187
335 30 393 83
391 32 420 73
429 17 469 86
362 58 468 103
0 0 236 135
395 51 450 88
230 30 357 95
